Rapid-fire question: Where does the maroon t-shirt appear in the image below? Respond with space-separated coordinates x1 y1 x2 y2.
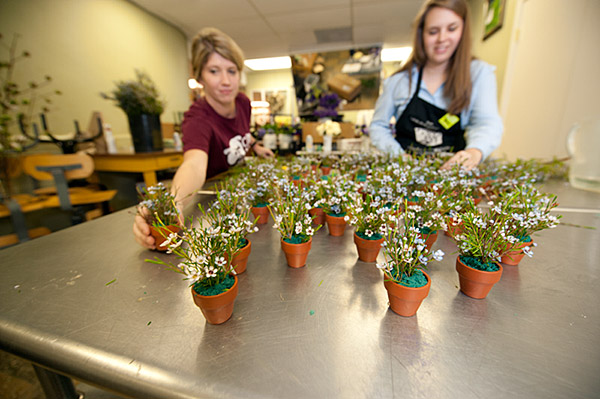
182 93 252 179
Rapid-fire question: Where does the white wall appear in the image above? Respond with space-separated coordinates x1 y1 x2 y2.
496 0 600 160
0 0 191 149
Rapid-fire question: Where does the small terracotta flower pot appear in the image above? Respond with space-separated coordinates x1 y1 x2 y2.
320 166 331 175
150 224 180 252
309 207 325 226
191 275 239 325
420 230 438 251
353 233 383 263
501 240 531 266
325 214 346 236
383 271 431 317
251 206 269 225
445 218 464 237
231 239 251 274
455 256 503 299
280 237 312 268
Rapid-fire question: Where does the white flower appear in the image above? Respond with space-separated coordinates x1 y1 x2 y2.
432 250 444 261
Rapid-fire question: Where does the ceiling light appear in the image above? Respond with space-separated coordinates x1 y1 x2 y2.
381 47 413 62
245 57 292 71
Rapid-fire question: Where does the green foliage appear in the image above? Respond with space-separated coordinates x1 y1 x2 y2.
101 69 165 116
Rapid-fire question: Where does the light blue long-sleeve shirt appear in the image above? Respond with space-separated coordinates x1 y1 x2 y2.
369 59 503 160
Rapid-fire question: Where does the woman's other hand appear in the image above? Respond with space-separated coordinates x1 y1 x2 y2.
441 148 482 171
253 143 274 158
133 207 155 249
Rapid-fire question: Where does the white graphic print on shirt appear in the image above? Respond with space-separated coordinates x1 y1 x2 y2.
224 133 252 165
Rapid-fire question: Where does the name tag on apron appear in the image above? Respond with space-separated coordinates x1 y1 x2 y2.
438 113 460 130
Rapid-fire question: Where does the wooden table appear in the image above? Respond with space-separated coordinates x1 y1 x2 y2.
92 151 183 187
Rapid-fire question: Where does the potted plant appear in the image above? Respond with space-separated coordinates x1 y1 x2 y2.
320 174 354 236
347 193 391 262
242 160 275 224
269 179 321 268
101 69 165 153
203 183 258 274
496 184 561 265
452 203 518 299
1 33 61 199
376 213 445 316
137 182 180 251
147 212 239 324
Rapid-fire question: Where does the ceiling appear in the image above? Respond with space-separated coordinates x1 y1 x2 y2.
129 0 422 59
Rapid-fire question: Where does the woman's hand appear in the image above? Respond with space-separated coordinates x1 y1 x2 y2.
133 207 155 250
441 148 482 171
253 143 274 158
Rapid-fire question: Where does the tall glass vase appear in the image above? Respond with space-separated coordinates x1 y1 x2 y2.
323 135 333 153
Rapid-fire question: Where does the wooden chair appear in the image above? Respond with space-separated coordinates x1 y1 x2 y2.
22 153 117 224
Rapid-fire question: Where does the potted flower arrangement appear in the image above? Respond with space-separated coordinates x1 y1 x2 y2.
242 160 275 224
320 175 355 236
269 179 321 268
376 213 445 316
319 154 338 176
147 214 239 325
203 183 258 274
316 119 341 153
495 184 561 265
305 177 327 226
136 182 180 251
347 193 391 262
452 203 518 299
101 69 165 153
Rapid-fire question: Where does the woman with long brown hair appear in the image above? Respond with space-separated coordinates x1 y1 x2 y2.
370 0 502 170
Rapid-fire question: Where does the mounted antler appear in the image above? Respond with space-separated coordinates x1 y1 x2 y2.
19 113 104 154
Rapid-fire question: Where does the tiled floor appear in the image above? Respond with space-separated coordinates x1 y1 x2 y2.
0 349 126 399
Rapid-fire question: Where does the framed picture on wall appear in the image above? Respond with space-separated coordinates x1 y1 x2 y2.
483 0 506 40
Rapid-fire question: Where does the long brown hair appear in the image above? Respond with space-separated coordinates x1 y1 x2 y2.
398 0 473 114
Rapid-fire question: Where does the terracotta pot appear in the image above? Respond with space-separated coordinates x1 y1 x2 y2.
501 240 531 266
320 166 331 175
150 224 180 252
455 256 503 299
231 239 251 274
445 218 464 237
280 237 312 268
251 206 269 225
191 275 239 325
325 214 346 236
309 207 325 226
420 230 438 251
383 271 431 317
353 233 383 263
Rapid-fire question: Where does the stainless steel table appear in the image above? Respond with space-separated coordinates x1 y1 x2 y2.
1 180 599 399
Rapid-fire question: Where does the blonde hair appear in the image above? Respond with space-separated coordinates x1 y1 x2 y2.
190 27 245 81
399 0 473 114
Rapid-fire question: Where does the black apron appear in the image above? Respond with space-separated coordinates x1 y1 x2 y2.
395 68 466 154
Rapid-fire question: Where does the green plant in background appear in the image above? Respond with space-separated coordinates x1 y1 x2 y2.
101 69 165 116
1 33 61 197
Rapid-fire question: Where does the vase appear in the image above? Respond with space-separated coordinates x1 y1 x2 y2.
325 214 346 236
309 207 325 226
251 206 269 225
420 230 438 251
127 113 163 153
353 233 383 263
262 133 277 150
280 237 312 268
383 271 431 317
323 134 333 153
501 240 531 266
231 239 251 274
455 256 503 299
191 275 239 325
150 224 180 252
278 134 292 150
